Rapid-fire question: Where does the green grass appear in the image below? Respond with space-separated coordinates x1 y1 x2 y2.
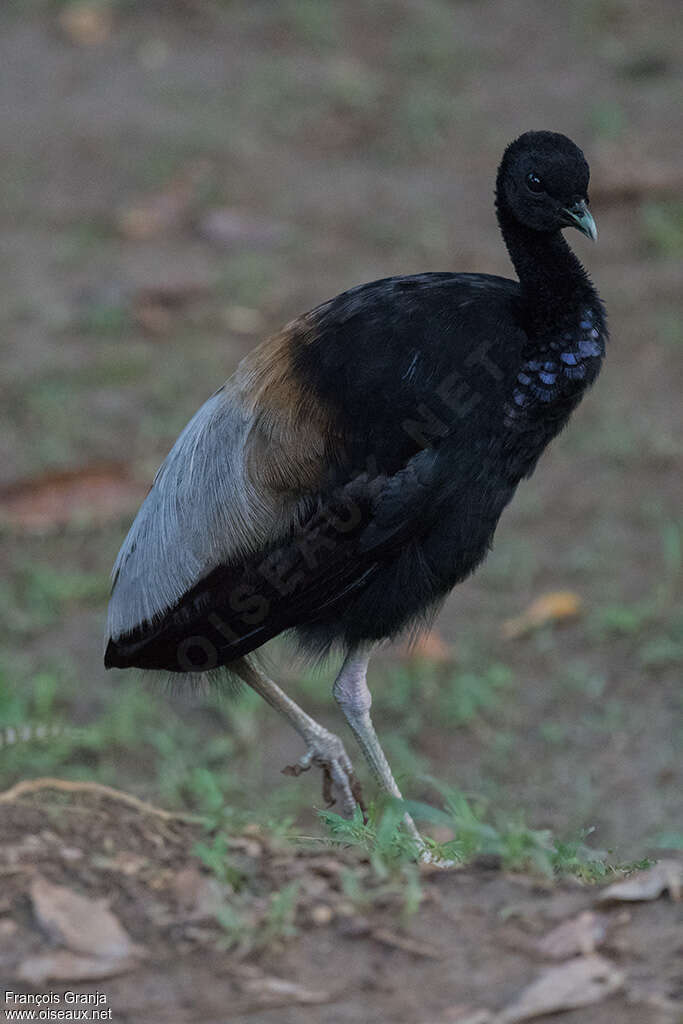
0 563 110 636
640 200 683 258
173 781 655 950
588 100 627 140
318 785 640 882
214 880 301 954
0 648 513 814
296 656 512 735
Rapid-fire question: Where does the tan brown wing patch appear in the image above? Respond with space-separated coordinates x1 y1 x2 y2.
238 313 344 496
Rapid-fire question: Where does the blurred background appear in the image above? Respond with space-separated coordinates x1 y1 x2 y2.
1 0 681 860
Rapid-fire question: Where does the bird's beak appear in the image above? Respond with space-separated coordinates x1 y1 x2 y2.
563 199 598 241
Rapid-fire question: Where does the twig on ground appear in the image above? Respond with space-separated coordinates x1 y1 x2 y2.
0 777 206 824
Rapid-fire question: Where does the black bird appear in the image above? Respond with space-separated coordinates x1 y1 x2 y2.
105 131 606 843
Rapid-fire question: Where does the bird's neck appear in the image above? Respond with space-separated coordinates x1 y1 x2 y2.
496 205 598 338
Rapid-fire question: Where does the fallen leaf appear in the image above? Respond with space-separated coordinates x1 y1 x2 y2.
59 847 84 863
397 628 454 663
309 857 345 878
117 160 213 240
536 911 608 959
0 918 18 938
133 282 209 335
501 591 582 639
624 985 683 1017
91 851 148 876
598 859 682 903
16 950 138 986
497 955 624 1023
227 835 263 858
0 463 146 534
58 3 113 46
172 866 226 921
239 972 331 1006
30 877 144 959
371 927 443 959
198 207 288 248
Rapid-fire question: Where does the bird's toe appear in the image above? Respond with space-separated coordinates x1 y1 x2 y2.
281 728 365 820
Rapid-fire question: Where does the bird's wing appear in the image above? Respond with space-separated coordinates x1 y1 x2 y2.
106 314 344 643
106 443 450 669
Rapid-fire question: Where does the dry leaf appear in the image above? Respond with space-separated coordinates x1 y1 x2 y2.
0 464 145 534
536 911 608 959
58 3 113 46
398 628 454 663
172 866 226 921
228 836 263 858
133 282 209 335
501 591 582 639
30 877 144 959
16 950 138 986
371 927 443 960
239 971 330 1006
497 955 624 1023
598 860 682 903
91 851 148 875
117 160 213 240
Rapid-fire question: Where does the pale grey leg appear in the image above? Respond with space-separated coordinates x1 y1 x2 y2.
234 659 362 817
332 647 425 849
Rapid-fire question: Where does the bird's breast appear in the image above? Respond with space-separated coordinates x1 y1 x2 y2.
503 305 606 430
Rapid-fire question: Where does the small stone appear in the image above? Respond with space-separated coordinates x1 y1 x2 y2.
311 904 334 926
59 847 84 862
0 918 18 937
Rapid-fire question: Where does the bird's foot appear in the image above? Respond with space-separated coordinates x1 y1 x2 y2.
282 728 366 820
417 847 457 869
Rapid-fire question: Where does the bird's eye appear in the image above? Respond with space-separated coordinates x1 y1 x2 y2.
526 172 544 194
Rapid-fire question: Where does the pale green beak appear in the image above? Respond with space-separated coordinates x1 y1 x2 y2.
563 199 598 241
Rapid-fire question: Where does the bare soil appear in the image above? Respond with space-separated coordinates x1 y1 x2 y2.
1 790 681 1024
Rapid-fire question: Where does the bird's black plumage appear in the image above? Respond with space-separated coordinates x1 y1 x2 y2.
105 131 606 675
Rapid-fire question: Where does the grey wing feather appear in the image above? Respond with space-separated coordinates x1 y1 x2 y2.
106 383 297 642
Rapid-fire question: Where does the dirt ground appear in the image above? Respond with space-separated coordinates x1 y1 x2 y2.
0 1 681 1020
1 788 681 1024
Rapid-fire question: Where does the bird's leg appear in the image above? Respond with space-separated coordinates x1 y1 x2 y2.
233 659 363 818
332 648 425 852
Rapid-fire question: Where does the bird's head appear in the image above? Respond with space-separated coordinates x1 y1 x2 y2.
496 130 597 241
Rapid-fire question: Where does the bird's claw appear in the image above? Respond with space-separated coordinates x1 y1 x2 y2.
282 729 366 820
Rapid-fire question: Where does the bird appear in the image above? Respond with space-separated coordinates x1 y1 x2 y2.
105 131 606 847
